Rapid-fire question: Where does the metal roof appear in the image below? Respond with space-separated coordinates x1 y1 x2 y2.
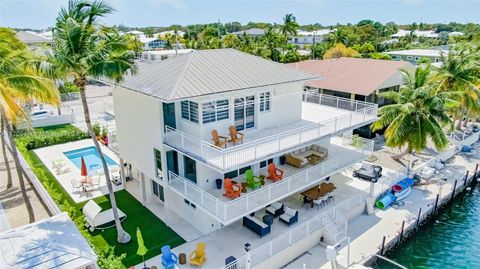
0 213 97 269
117 49 319 100
16 31 51 44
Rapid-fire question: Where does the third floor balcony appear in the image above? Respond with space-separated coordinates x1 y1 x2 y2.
164 92 378 171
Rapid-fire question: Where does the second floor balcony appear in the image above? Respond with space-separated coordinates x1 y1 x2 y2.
168 134 374 224
164 92 378 171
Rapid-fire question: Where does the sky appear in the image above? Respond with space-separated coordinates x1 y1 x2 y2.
1 0 480 29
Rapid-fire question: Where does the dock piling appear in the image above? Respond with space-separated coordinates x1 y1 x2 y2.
464 171 469 186
434 193 439 213
452 180 458 201
380 235 386 256
398 220 405 247
415 208 422 231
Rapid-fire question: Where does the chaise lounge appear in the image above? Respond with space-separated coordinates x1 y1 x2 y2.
285 145 328 168
82 200 127 231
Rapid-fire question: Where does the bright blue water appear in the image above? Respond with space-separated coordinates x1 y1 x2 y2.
64 146 117 172
376 182 480 269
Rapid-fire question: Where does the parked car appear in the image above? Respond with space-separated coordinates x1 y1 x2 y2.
30 110 54 119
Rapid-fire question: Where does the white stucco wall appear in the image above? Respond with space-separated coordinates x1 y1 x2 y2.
113 86 163 181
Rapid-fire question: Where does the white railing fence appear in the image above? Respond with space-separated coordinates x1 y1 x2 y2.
168 141 373 223
220 193 365 269
3 131 61 215
164 92 377 170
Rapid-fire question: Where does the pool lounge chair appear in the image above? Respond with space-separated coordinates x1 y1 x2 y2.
82 200 127 231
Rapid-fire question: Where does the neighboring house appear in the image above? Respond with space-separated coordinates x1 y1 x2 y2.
126 30 145 36
16 31 51 46
386 49 448 64
230 28 266 37
138 35 166 50
288 29 334 47
141 49 194 61
288 57 413 137
157 30 185 37
109 48 378 267
0 213 97 269
391 30 439 38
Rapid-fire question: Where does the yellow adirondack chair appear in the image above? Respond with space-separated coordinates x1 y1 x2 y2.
189 242 206 266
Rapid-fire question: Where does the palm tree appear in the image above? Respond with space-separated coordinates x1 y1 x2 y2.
279 14 299 43
52 0 136 243
372 67 452 160
0 27 59 222
327 28 348 46
431 45 480 129
1 114 12 189
263 26 282 61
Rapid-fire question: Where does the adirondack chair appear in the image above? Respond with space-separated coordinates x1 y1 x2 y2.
228 125 244 145
246 169 261 190
267 163 284 182
211 129 228 148
161 245 178 269
189 242 207 266
223 178 241 199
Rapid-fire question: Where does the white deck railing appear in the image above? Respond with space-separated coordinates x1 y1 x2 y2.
223 193 366 269
168 138 373 224
164 93 377 171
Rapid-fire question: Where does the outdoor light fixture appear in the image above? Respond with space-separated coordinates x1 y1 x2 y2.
244 243 251 252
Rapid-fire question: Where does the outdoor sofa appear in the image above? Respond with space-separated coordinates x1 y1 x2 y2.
243 215 271 237
285 145 328 168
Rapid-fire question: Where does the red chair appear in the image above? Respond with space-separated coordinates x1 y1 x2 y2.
267 163 284 182
223 178 241 199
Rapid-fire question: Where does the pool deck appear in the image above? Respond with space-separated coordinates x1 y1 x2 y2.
35 139 123 203
286 143 480 269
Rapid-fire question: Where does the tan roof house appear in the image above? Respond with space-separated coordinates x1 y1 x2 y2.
288 57 414 106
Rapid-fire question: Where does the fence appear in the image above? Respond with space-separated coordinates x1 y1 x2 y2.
223 193 365 269
168 139 373 224
2 131 61 215
164 92 377 171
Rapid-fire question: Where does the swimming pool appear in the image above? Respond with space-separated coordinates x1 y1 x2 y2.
64 146 117 172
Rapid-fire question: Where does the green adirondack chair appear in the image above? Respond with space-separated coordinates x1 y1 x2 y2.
245 169 262 190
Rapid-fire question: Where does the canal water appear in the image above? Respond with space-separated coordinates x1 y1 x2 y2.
375 181 480 269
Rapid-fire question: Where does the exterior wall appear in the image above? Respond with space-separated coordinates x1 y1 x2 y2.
390 54 441 64
174 82 304 141
113 86 163 181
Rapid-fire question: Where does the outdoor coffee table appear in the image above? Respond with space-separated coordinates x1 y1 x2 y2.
258 175 266 185
241 183 248 193
306 154 322 165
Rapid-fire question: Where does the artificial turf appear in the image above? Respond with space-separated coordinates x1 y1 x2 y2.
15 124 185 268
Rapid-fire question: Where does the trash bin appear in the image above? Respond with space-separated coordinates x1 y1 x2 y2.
216 178 222 189
279 155 286 165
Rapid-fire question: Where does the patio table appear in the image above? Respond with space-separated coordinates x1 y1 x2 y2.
300 182 336 205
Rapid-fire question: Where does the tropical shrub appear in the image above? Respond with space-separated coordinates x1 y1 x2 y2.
14 126 90 150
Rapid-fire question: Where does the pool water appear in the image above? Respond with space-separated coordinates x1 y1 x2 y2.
64 146 117 173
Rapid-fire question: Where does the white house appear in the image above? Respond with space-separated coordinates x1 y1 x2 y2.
0 213 97 269
386 49 448 64
288 29 335 46
111 49 378 268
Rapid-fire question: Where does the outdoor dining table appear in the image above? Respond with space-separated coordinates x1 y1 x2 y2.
80 177 93 193
300 182 336 207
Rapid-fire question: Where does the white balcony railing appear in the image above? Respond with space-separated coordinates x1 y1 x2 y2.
223 193 365 269
168 137 373 224
164 93 377 171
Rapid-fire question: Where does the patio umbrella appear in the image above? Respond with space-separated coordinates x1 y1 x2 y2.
136 227 149 269
80 156 88 177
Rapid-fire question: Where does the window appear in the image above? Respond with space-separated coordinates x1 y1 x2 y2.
260 158 274 168
151 179 164 201
154 148 162 178
406 56 413 60
435 58 441 63
202 99 229 124
181 101 198 123
414 57 420 61
259 92 271 112
239 165 251 175
224 170 239 179
184 199 197 210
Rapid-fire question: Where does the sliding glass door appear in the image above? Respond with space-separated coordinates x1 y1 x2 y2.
234 96 255 131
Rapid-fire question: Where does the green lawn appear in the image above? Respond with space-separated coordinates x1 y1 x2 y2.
15 124 185 268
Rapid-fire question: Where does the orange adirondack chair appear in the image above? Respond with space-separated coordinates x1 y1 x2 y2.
267 163 284 182
228 125 244 145
211 129 228 148
223 178 241 199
